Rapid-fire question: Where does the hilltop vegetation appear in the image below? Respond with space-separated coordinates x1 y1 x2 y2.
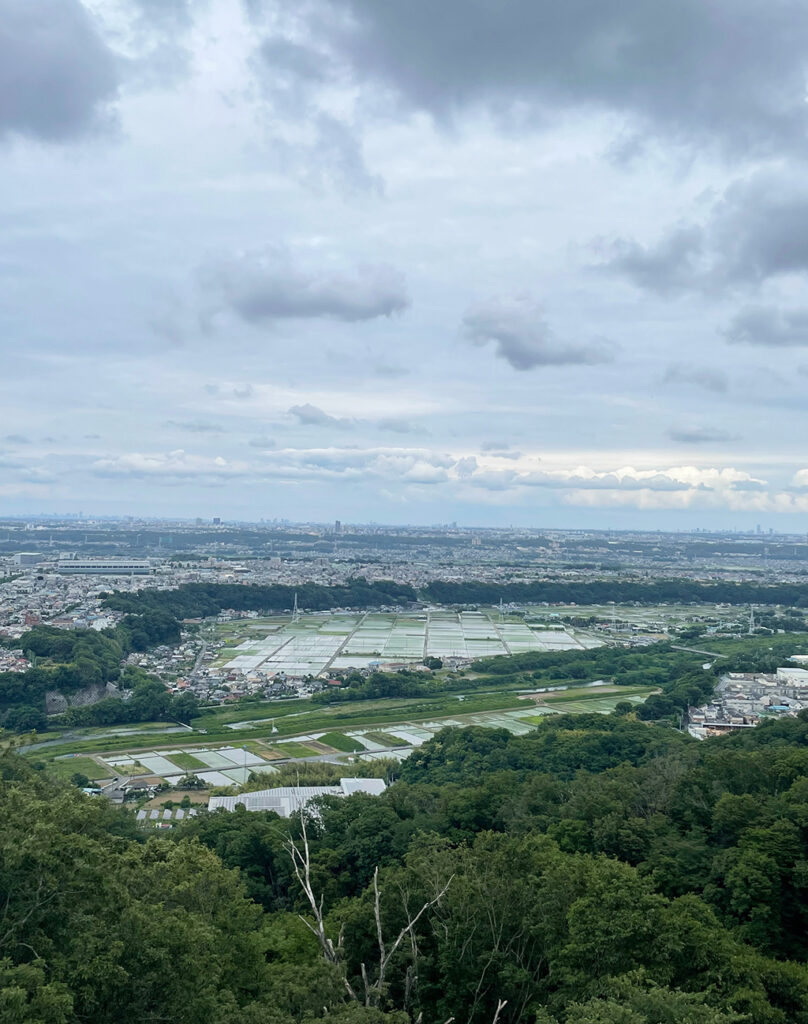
102 580 417 618
7 711 808 1021
423 578 808 607
0 624 197 733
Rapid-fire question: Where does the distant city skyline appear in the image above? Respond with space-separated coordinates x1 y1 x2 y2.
2 2 808 527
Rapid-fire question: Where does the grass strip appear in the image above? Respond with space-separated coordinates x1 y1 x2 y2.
169 752 207 771
317 732 366 753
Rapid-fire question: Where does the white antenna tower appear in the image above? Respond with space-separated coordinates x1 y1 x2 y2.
499 597 504 621
292 591 300 623
611 604 617 632
748 605 755 635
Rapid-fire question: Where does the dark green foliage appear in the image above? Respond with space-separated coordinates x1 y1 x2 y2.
61 678 199 728
423 578 808 607
103 580 417 619
0 626 126 731
8 706 808 1023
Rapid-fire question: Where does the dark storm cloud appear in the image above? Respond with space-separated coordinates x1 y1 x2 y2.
723 306 808 347
278 0 808 157
199 246 410 324
0 0 118 142
462 296 614 370
668 426 739 444
602 172 808 295
662 364 729 393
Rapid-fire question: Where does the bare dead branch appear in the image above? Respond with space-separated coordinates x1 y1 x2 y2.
491 998 508 1024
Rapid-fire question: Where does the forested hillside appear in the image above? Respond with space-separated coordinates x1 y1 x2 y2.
102 580 417 618
423 579 808 607
6 711 808 1022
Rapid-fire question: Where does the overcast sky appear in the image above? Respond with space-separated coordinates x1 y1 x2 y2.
3 0 808 530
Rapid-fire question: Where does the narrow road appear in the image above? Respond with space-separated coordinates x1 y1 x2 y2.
191 640 208 676
670 644 725 658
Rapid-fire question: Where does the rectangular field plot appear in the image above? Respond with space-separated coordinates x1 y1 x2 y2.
137 754 181 776
214 608 598 676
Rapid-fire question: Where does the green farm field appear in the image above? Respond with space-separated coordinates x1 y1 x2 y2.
46 756 110 783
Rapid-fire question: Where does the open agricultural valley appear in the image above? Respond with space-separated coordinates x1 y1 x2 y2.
210 607 600 678
39 681 656 790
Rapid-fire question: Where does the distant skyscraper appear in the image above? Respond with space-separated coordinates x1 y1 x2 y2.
334 520 342 535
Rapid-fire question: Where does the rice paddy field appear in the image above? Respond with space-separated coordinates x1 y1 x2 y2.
213 608 598 677
526 602 749 631
42 684 655 785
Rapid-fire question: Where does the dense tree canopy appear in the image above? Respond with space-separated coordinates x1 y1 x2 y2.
103 580 417 619
7 706 808 1021
423 579 808 608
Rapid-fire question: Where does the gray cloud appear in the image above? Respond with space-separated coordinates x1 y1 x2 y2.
373 363 408 379
249 26 381 193
288 404 353 429
662 363 728 393
278 0 808 157
480 442 523 460
602 172 808 295
462 295 614 370
723 306 808 347
200 246 410 324
600 226 705 297
0 0 118 142
668 426 739 444
164 419 224 434
376 417 415 434
4 434 30 445
249 436 278 449
132 0 193 27
731 479 769 492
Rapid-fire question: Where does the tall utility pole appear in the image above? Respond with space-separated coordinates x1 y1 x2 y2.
293 592 300 623
748 605 755 635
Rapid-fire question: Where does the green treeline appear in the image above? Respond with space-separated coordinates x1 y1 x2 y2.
9 712 808 1021
314 643 711 713
0 625 193 733
422 578 808 606
102 580 417 618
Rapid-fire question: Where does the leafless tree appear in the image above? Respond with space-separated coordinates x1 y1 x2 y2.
285 807 452 1009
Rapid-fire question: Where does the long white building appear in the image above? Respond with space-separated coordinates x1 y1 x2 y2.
57 558 152 575
208 777 386 816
